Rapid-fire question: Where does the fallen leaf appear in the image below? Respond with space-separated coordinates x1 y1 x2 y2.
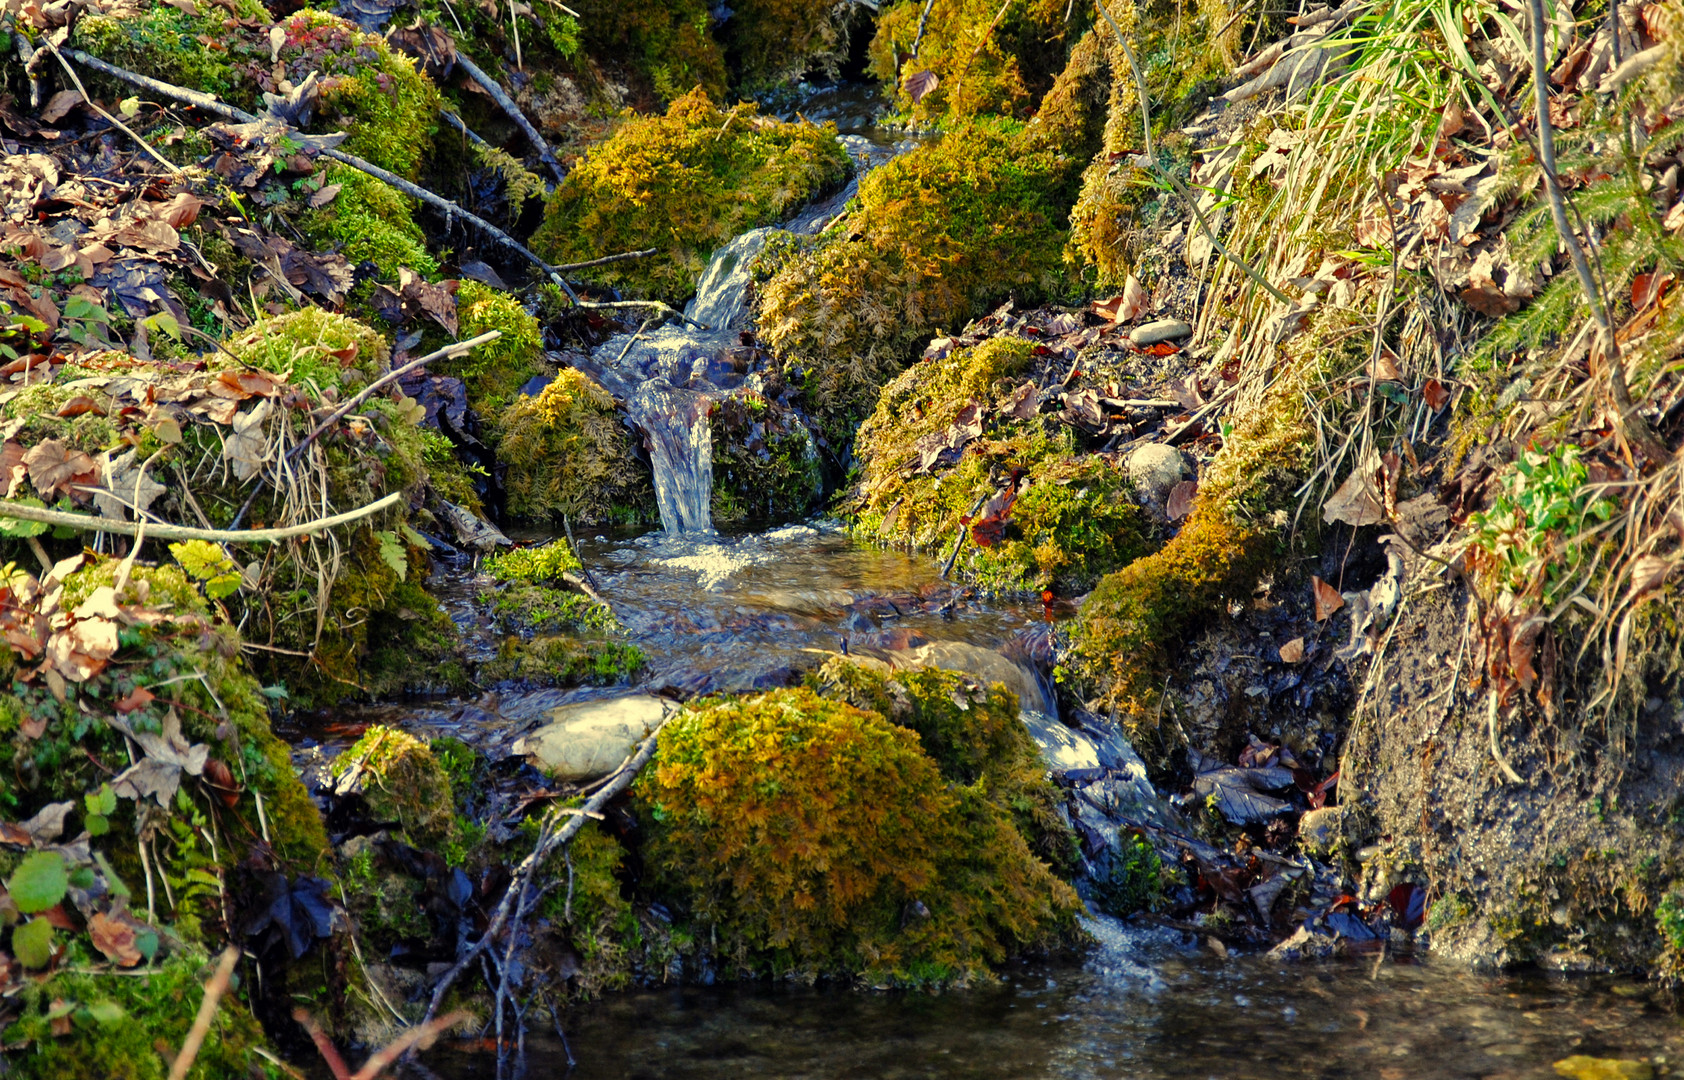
1166 479 1198 521
1323 467 1386 527
22 439 100 501
1422 378 1450 411
968 483 1018 548
904 69 940 104
1312 575 1344 621
88 912 143 967
1279 637 1305 663
308 182 341 209
39 90 84 125
223 399 271 482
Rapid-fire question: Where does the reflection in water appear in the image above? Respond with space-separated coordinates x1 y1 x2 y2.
428 920 1681 1079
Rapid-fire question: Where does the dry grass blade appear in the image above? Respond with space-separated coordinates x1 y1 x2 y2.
350 1011 473 1080
168 947 241 1080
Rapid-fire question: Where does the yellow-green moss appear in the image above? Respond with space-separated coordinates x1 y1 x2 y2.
850 337 1153 592
567 0 727 102
868 0 1085 124
223 306 391 394
722 0 853 89
495 369 656 525
68 0 268 100
436 281 545 412
531 89 850 304
331 726 456 847
484 540 583 583
757 126 1078 436
813 659 1080 877
709 391 823 526
298 166 438 277
478 635 646 687
636 687 1082 985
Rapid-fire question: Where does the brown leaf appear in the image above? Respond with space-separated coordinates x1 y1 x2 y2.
107 218 180 255
211 369 283 401
203 758 242 808
116 685 156 714
904 69 940 104
88 912 142 967
1000 380 1039 421
22 439 100 501
1422 378 1450 412
400 270 459 336
39 90 84 125
152 192 204 229
1312 575 1344 621
968 484 1018 548
1279 637 1305 663
1626 555 1677 606
1322 467 1386 527
1166 479 1198 522
55 395 104 419
308 182 342 209
1631 271 1673 310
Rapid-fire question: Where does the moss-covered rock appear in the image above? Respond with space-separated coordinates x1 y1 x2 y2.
331 726 457 848
530 89 850 304
223 306 391 394
709 390 823 526
496 369 656 525
439 281 546 414
868 0 1088 124
298 166 438 278
484 540 584 583
636 687 1082 985
567 0 727 103
478 635 646 688
757 126 1078 440
721 0 856 89
813 659 1080 877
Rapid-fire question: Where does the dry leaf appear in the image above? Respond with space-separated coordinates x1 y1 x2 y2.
1323 467 1386 527
1312 575 1344 621
1166 479 1198 521
152 192 204 229
223 399 272 482
88 912 143 967
904 69 940 104
23 439 100 501
308 182 342 209
1422 378 1450 411
1279 637 1305 663
39 90 84 124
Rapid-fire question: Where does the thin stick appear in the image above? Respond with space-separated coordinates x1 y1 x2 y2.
942 492 989 579
912 0 939 57
294 1009 352 1080
1487 692 1525 785
1523 0 1665 460
169 947 241 1080
350 1011 471 1080
452 50 566 184
556 248 660 271
3 490 405 544
41 39 181 175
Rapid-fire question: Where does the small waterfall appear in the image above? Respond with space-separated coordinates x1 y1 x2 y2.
634 382 715 534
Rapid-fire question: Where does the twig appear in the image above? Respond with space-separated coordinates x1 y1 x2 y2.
350 1012 472 1080
169 947 241 1080
452 50 566 184
1523 0 1666 460
1165 384 1240 444
440 109 491 147
294 1009 353 1080
941 493 989 579
41 38 182 175
912 0 939 57
416 723 667 1037
562 514 601 590
560 569 607 608
556 248 660 271
951 0 1016 102
1487 692 1525 785
2 490 405 544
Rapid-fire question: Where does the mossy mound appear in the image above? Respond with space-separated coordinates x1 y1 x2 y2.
813 659 1080 877
756 126 1078 441
530 89 850 304
298 166 438 279
331 726 457 848
223 306 391 393
709 390 823 526
636 687 1082 985
478 634 647 688
567 0 727 103
850 337 1154 592
439 281 546 414
495 370 656 525
868 0 1088 124
67 0 270 100
484 540 584 583
721 0 857 89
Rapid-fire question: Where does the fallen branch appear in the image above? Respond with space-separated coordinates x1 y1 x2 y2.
555 248 660 272
941 492 990 579
453 50 566 184
41 38 181 175
416 721 667 1036
167 947 241 1080
1 490 405 544
57 48 697 326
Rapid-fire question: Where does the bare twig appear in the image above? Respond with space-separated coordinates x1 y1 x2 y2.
556 248 661 271
1 490 405 544
294 1009 353 1080
41 38 182 175
350 1012 472 1080
1523 0 1666 460
912 0 939 57
168 947 241 1080
452 50 566 184
941 492 990 579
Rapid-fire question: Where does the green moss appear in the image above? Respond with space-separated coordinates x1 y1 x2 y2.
709 390 822 526
223 307 391 395
636 687 1082 985
1 950 273 1080
757 127 1078 437
485 540 583 583
495 370 656 525
813 659 1080 877
331 726 456 847
298 166 437 277
490 583 618 635
478 634 646 688
68 3 261 99
721 0 853 89
531 89 850 304
1089 832 1165 917
566 0 727 102
868 0 1087 124
419 426 486 514
342 843 432 954
437 281 545 413
535 817 642 997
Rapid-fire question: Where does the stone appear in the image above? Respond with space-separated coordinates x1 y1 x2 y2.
1126 443 1193 504
898 641 1051 715
1128 318 1193 347
512 694 670 781
1297 805 1345 854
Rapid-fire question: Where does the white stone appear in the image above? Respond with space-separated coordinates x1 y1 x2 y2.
1126 443 1192 504
512 695 669 781
1128 318 1193 346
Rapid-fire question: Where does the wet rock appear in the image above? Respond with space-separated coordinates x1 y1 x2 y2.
1126 443 1193 504
1297 805 1346 855
900 641 1051 715
1128 319 1193 347
512 694 669 781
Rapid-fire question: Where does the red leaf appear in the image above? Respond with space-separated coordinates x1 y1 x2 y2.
969 483 1018 548
1422 378 1450 411
115 686 155 714
1312 575 1344 621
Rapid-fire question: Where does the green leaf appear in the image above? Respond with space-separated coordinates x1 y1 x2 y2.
184 869 222 889
377 530 407 582
0 497 50 539
400 523 432 550
7 851 68 914
86 783 117 817
69 866 95 889
118 96 140 118
135 929 159 962
205 572 242 600
93 852 131 899
12 916 53 968
85 1001 126 1025
85 814 109 837
63 296 95 319
140 312 181 341
169 539 236 582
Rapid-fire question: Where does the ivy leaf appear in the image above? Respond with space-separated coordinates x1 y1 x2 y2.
7 851 69 913
12 916 54 968
377 530 407 582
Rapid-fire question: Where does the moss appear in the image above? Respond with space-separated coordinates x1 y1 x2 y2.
709 390 823 526
721 0 854 89
636 687 1082 985
223 307 391 395
1089 832 1165 917
495 369 656 525
484 540 584 583
437 281 545 413
535 817 642 998
1 950 273 1080
868 0 1087 125
298 166 437 277
331 726 456 848
68 2 264 100
813 659 1080 877
1070 499 1272 726
341 844 432 955
757 127 1078 438
478 634 646 688
850 337 1154 592
490 583 619 635
566 0 726 102
531 89 850 304
419 426 486 514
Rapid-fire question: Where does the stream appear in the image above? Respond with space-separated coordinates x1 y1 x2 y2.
310 84 1680 1079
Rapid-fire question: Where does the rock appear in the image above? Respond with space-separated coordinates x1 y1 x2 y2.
1126 443 1193 504
513 694 669 781
1128 318 1193 346
1297 805 1345 855
1553 1057 1654 1080
898 641 1051 715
